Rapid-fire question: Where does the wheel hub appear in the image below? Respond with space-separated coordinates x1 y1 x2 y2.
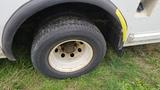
61 41 76 53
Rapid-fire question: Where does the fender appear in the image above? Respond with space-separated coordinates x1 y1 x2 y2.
2 0 127 60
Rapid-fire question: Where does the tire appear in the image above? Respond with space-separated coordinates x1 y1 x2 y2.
31 16 106 79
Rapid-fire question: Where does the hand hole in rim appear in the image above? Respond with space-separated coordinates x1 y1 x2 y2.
70 53 75 57
55 48 58 53
80 42 84 44
61 53 65 58
78 48 82 52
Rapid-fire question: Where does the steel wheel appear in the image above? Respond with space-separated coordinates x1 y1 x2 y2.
49 40 93 72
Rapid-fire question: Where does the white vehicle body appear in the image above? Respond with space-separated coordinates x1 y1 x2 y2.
112 0 160 46
0 0 160 59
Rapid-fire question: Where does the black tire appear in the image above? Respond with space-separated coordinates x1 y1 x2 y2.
31 16 106 79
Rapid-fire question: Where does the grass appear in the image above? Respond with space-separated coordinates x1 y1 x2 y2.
0 44 160 90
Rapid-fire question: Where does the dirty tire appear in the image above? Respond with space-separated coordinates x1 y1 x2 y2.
31 16 106 79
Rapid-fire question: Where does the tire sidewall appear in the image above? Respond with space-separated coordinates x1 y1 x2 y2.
32 28 106 78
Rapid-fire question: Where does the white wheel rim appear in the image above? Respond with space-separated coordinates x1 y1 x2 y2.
48 40 93 72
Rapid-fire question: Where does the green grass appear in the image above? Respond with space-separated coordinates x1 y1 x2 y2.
0 44 160 90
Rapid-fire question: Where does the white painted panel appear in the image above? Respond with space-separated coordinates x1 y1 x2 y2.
111 0 160 46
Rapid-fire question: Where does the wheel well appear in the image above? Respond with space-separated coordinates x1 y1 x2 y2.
12 3 121 60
